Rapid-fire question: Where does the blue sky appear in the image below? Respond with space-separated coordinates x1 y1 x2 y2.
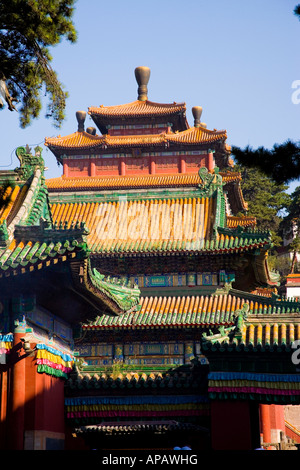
1 0 299 190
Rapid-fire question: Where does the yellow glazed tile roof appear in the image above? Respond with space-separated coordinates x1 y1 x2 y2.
0 185 22 223
85 293 300 346
50 197 271 255
88 100 186 118
226 216 256 228
46 172 241 192
45 127 227 150
86 294 244 328
166 126 227 145
47 173 203 191
45 131 102 150
51 196 216 254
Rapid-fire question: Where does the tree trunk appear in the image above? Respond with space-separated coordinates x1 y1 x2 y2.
290 250 297 274
0 79 17 111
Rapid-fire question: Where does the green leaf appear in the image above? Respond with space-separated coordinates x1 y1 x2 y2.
0 0 77 127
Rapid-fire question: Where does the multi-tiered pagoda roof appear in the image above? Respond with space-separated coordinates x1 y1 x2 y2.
43 69 300 436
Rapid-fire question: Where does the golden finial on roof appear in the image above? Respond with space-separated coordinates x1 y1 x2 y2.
192 106 202 128
135 66 150 101
76 110 86 132
86 127 96 135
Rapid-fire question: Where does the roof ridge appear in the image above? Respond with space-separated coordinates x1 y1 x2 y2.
88 99 186 113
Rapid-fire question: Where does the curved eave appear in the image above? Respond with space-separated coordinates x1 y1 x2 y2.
0 242 84 278
45 127 227 156
92 239 271 258
46 173 204 192
82 292 300 331
166 126 227 145
224 179 248 213
226 216 256 229
88 99 187 118
45 131 102 157
84 293 237 330
47 171 240 193
69 259 140 316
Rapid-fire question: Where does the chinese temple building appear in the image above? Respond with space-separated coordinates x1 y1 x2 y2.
0 145 139 450
1 67 300 450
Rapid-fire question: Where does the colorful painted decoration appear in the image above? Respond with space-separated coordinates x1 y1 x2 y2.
0 333 13 355
36 343 74 379
65 395 210 422
208 372 300 402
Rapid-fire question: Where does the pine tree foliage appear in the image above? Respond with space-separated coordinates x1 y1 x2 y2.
231 141 300 185
279 185 300 273
0 0 77 128
235 164 290 247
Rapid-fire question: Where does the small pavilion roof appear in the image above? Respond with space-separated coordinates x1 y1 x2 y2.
88 99 186 119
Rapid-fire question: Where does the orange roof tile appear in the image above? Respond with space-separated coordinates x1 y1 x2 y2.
221 171 242 183
88 100 186 118
46 173 203 191
167 126 227 145
226 215 256 228
50 196 216 254
85 294 300 340
0 185 21 222
45 131 102 150
45 126 227 151
46 171 241 193
50 197 271 256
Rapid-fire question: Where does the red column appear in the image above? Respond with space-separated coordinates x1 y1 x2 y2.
270 405 285 434
120 158 126 176
22 345 65 450
150 157 155 175
90 161 96 177
0 367 8 449
260 404 271 447
207 151 215 172
260 404 285 448
9 331 26 450
180 156 186 174
63 162 69 177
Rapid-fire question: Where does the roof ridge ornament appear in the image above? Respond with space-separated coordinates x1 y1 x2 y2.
135 66 150 101
192 106 202 127
76 110 86 132
15 146 45 180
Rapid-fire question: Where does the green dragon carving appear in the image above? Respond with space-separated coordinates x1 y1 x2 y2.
15 146 45 180
201 303 249 345
91 266 141 312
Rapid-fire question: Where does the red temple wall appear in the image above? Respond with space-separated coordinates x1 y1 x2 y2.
24 355 65 434
3 333 66 450
0 367 9 449
108 127 171 136
64 154 210 177
260 404 286 447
